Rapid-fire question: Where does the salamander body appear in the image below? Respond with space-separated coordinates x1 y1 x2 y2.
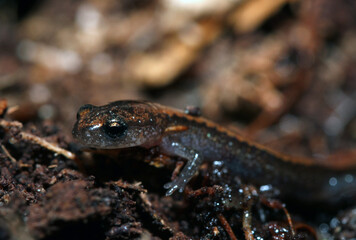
72 100 356 204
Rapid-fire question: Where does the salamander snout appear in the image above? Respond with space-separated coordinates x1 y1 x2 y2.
76 104 94 120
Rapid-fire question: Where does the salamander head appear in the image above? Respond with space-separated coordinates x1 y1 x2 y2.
72 100 168 149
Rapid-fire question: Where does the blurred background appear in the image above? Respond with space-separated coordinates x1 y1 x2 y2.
0 0 355 158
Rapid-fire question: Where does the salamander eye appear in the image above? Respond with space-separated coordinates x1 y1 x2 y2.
102 120 128 139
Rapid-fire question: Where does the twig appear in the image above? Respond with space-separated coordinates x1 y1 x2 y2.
0 144 17 163
7 105 19 115
218 213 238 240
242 186 258 240
19 132 75 160
0 119 76 160
260 197 295 237
0 119 23 128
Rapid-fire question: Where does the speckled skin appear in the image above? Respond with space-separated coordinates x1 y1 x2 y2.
73 100 356 204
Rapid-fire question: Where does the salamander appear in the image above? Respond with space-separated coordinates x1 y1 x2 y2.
72 100 356 205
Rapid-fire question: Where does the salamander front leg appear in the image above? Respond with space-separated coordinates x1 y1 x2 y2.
161 142 203 196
